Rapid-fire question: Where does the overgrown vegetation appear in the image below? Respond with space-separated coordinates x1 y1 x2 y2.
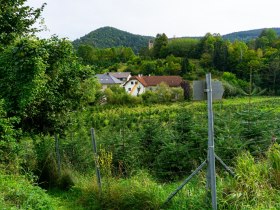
2 1 280 209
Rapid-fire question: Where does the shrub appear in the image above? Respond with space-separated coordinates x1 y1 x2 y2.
0 172 54 209
104 86 142 105
0 99 20 173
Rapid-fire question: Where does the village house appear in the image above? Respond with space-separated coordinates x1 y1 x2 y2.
123 75 183 96
109 72 131 83
96 72 131 90
96 73 123 90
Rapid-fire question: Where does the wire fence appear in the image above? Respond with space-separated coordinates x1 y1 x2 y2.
49 98 280 183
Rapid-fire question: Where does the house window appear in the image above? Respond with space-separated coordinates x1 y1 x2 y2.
128 88 131 91
131 81 134 85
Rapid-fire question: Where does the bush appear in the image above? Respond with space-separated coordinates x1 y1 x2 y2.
0 173 54 209
0 99 20 173
221 72 250 97
104 86 142 105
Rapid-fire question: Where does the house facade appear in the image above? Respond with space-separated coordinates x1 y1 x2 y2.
123 75 183 96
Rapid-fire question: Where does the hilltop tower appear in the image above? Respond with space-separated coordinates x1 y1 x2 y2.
148 40 154 49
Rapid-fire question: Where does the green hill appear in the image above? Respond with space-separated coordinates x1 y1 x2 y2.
73 27 280 52
72 26 154 53
222 28 280 42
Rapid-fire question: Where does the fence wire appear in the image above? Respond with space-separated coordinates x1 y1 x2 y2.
53 99 280 181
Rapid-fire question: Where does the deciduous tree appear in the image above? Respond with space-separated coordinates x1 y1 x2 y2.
0 0 45 46
0 37 98 134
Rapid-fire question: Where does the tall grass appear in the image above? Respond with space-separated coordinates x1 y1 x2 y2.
219 148 280 209
71 170 212 210
62 145 280 210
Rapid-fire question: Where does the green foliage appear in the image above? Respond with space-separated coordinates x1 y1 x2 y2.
237 107 275 154
104 86 143 105
140 83 184 104
98 146 113 177
73 26 153 53
0 0 45 46
267 143 280 188
0 100 19 172
0 172 54 209
74 171 164 210
223 28 280 42
77 45 136 69
256 29 278 49
221 72 250 97
165 38 199 58
29 134 75 190
155 82 172 102
220 152 280 210
1 97 276 209
152 33 169 58
0 37 99 134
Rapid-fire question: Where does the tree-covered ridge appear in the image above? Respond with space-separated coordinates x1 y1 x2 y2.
72 27 280 53
223 28 280 42
72 26 154 53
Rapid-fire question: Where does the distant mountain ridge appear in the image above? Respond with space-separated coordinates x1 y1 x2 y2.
72 26 153 53
73 27 280 52
222 28 280 42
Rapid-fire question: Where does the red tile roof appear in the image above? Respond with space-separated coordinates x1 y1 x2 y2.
128 76 183 87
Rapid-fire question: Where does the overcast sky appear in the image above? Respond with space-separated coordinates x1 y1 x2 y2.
26 0 280 41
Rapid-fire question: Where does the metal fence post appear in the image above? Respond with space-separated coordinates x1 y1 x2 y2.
91 128 102 193
55 134 61 177
206 73 217 210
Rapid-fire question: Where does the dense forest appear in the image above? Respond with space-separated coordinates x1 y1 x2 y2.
2 1 280 209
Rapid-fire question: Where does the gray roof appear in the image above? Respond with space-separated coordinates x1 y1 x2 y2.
109 72 131 79
96 73 123 84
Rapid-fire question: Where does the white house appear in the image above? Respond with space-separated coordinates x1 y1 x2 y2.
123 77 146 96
123 75 183 96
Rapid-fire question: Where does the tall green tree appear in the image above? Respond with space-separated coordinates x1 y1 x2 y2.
227 40 248 73
213 38 230 71
0 37 98 134
256 29 278 49
77 44 96 65
0 0 45 46
152 33 168 58
260 48 280 94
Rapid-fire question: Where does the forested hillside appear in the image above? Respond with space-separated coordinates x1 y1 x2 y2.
72 26 154 53
223 28 280 42
73 27 280 53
